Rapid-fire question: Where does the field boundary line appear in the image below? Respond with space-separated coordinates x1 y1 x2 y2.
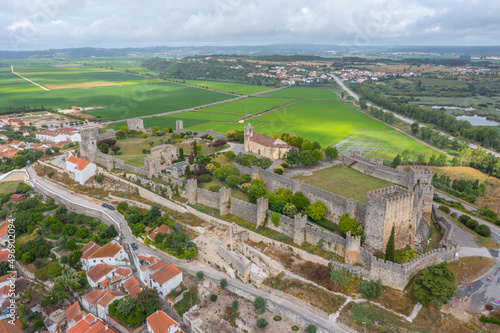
243 98 304 121
11 65 50 91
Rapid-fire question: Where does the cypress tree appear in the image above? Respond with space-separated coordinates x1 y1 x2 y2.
385 226 395 262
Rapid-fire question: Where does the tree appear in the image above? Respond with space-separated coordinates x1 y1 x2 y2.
192 140 198 156
253 296 266 314
301 140 314 151
359 99 367 109
360 280 383 299
284 150 300 166
111 146 121 154
68 250 82 269
116 130 126 139
210 294 218 302
290 192 310 211
413 262 456 305
116 297 137 316
306 201 327 221
65 238 76 250
338 213 357 234
137 288 160 316
248 180 268 202
224 151 236 160
178 147 184 159
152 126 160 132
220 278 228 289
392 154 402 168
256 318 268 329
232 299 239 309
306 324 318 333
283 203 297 217
324 146 338 160
385 226 395 262
411 122 420 135
196 271 204 279
99 144 109 154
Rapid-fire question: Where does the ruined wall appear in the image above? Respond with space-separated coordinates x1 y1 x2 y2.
197 188 220 209
304 224 346 256
230 198 258 224
265 211 295 239
343 152 408 186
217 245 251 283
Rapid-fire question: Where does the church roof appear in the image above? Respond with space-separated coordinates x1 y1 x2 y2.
248 133 291 148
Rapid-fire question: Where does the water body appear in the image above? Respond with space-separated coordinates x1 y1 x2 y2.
456 115 500 127
420 105 476 111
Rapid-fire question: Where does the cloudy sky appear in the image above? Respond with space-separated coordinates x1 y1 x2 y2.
1 0 499 51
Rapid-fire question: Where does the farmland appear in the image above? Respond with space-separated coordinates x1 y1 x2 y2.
170 79 275 95
0 63 233 121
262 87 340 99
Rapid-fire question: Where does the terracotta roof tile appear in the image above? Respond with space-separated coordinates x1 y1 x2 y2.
0 221 9 238
0 318 24 333
115 268 132 277
149 260 168 271
0 250 8 262
148 224 173 242
86 264 114 283
82 289 106 306
249 133 291 148
97 291 125 307
65 301 83 324
146 311 180 333
0 272 15 285
89 241 122 259
128 285 141 298
138 255 158 264
150 264 182 285
67 156 91 171
122 276 139 293
81 242 100 259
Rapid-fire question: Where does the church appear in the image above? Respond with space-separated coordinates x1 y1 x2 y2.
244 123 292 160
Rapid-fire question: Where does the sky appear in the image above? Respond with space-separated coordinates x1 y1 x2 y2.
1 0 499 51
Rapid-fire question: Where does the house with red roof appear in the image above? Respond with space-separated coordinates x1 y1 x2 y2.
96 291 126 320
0 221 10 246
36 127 81 143
146 310 183 333
86 263 115 288
122 276 141 298
66 153 96 185
147 224 173 242
9 194 26 202
142 260 182 298
80 240 129 270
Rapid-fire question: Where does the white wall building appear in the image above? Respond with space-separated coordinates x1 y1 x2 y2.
66 154 96 185
81 240 129 270
146 310 182 333
148 262 182 298
35 127 81 143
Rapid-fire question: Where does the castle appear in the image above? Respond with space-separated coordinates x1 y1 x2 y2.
244 123 292 160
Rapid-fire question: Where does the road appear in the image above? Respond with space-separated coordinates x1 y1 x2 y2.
333 75 500 158
24 166 348 333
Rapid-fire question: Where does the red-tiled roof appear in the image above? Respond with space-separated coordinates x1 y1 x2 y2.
86 263 114 283
0 250 8 262
115 268 132 277
89 241 122 259
128 285 141 298
150 263 182 285
138 254 158 264
97 291 125 307
148 224 173 242
0 318 24 333
122 276 139 293
0 221 8 238
82 289 106 306
37 127 78 137
66 155 91 171
146 311 180 333
0 272 15 285
81 242 100 259
66 301 83 324
249 133 291 148
149 260 168 271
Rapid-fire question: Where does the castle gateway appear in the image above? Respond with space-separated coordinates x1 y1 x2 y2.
244 123 292 160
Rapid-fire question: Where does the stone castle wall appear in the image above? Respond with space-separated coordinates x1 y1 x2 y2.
197 187 220 209
230 198 258 224
343 153 408 186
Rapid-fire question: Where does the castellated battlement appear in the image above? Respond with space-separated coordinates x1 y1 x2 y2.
368 186 414 203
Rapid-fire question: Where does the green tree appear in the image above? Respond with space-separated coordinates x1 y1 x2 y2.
359 99 367 109
117 297 137 316
306 201 327 221
220 278 228 289
178 147 184 159
385 226 395 262
116 130 126 139
232 299 239 309
68 250 82 269
413 262 456 305
256 318 269 329
392 154 402 168
284 150 300 166
196 271 204 279
306 324 318 333
137 288 160 316
282 203 297 218
411 122 420 135
210 294 218 302
290 192 310 211
338 213 357 234
248 180 268 202
152 126 160 132
301 140 314 151
360 280 383 299
253 296 266 314
65 238 76 250
324 146 338 160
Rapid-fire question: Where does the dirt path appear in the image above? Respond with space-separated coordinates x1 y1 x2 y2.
11 65 50 91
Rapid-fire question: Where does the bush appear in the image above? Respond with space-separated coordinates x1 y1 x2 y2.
439 205 450 214
330 268 349 287
281 162 290 168
199 174 211 183
306 201 327 221
466 219 479 229
306 324 318 333
360 280 383 299
232 299 239 309
256 318 268 329
475 224 491 237
273 166 284 175
292 326 299 331
210 294 218 302
450 212 457 219
480 315 500 325
273 316 281 321
224 151 236 160
458 215 471 224
253 296 266 314
220 278 227 289
196 271 204 279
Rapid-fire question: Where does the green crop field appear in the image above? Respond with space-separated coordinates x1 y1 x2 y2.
196 97 296 115
262 87 340 99
1 63 233 121
294 165 395 203
173 79 275 95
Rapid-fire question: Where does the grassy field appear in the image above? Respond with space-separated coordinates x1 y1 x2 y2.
262 87 340 99
196 96 296 115
448 256 497 285
1 63 233 121
294 165 395 203
199 176 251 202
171 79 275 95
0 181 22 195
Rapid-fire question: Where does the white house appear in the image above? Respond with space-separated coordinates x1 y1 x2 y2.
148 261 182 298
65 154 96 185
36 127 81 143
146 310 182 333
81 241 129 270
86 263 115 287
96 291 126 320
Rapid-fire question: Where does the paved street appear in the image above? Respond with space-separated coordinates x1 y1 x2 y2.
23 166 349 333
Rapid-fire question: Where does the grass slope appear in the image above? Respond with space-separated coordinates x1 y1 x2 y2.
294 165 394 203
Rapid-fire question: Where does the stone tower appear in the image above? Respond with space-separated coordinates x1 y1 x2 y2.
127 118 144 130
344 231 361 265
244 123 254 152
186 178 198 205
176 120 183 132
364 186 415 252
80 128 98 162
408 166 434 220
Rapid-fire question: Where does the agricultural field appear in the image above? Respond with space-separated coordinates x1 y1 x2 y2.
262 87 340 99
196 97 296 115
171 79 275 95
294 165 395 203
0 63 233 121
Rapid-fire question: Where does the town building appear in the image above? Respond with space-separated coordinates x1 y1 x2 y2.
86 263 115 287
96 291 126 320
80 241 129 270
244 123 292 160
0 221 10 247
144 260 182 298
0 117 26 131
146 310 183 333
147 224 173 242
35 127 81 143
9 194 26 202
66 154 96 185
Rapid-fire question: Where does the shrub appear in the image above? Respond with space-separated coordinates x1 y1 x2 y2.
199 174 211 183
196 271 204 279
281 162 290 168
224 151 236 160
450 212 457 219
306 324 318 333
458 215 471 224
209 185 221 192
220 278 227 289
232 299 239 309
290 192 310 211
306 201 327 221
256 318 268 329
253 296 266 314
210 294 218 302
360 280 383 299
480 315 500 325
330 268 349 287
283 203 297 218
271 213 280 227
476 224 491 237
273 166 284 175
212 139 227 148
273 316 281 321
439 205 450 214
95 174 104 183
292 326 299 331
466 219 479 230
